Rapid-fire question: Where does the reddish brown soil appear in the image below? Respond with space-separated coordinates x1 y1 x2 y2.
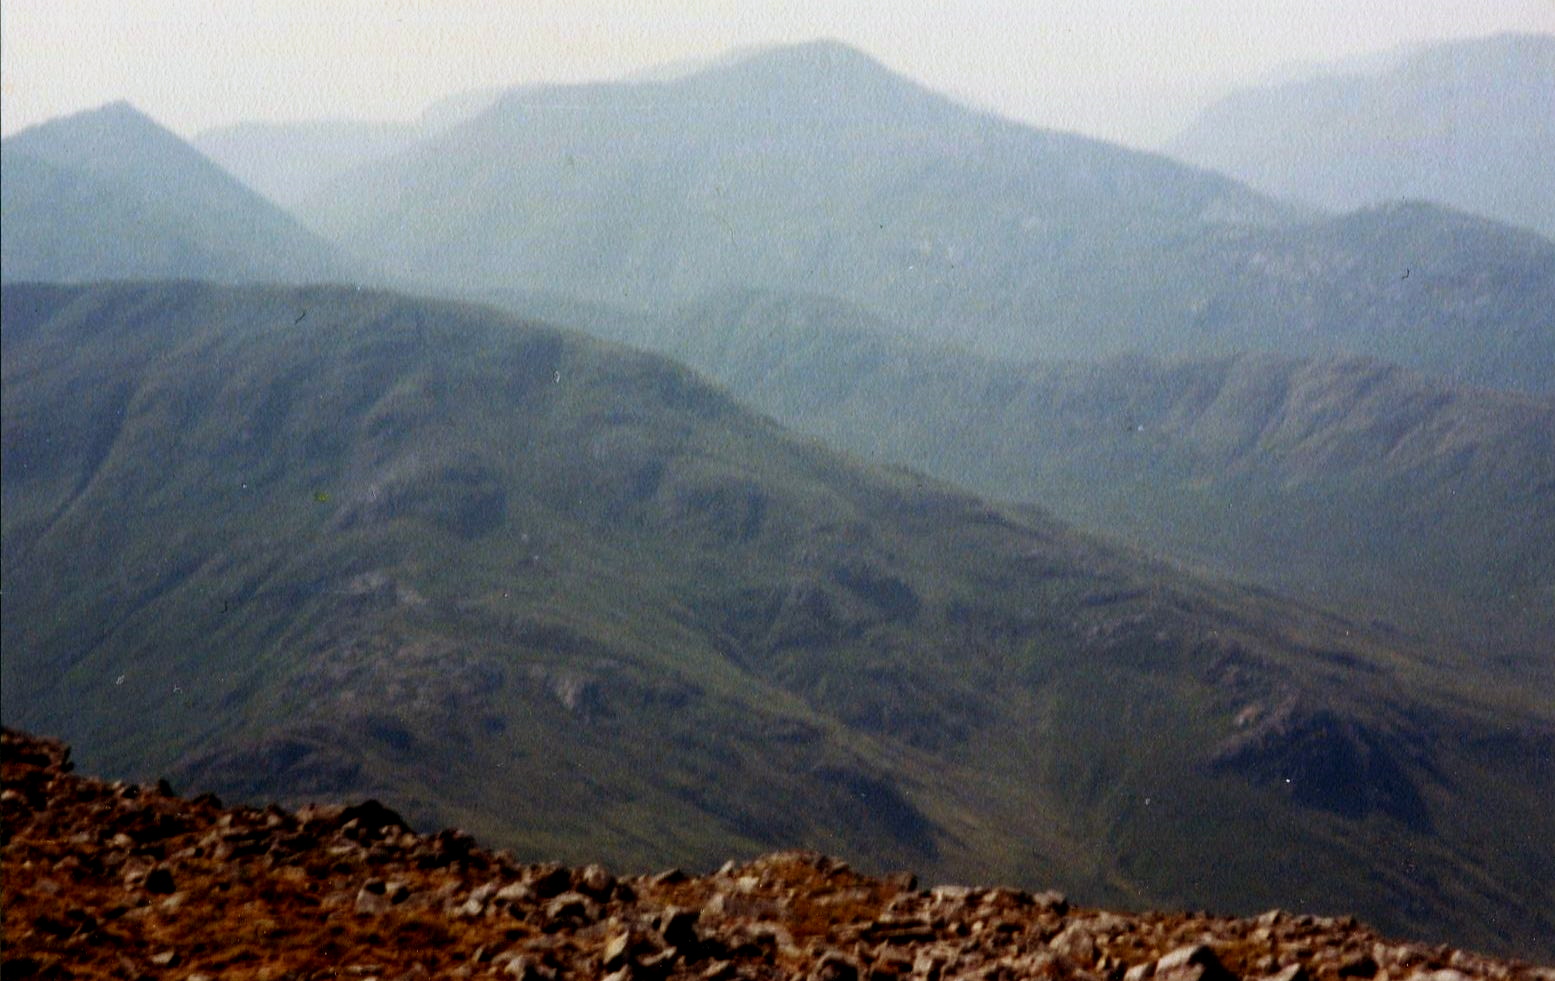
4 728 1550 980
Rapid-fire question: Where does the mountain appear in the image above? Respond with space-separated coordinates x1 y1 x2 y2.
4 282 1553 956
192 87 504 209
1166 33 1555 240
11 728 1554 979
529 287 1553 672
193 120 420 209
0 102 351 284
301 40 1553 394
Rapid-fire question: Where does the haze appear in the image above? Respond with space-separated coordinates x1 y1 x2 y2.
3 0 1551 146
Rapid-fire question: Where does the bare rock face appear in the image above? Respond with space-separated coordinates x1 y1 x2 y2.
4 727 1552 980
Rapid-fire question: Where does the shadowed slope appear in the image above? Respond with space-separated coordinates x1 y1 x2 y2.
3 282 1552 956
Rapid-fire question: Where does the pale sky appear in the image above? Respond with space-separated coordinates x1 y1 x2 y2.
3 1 1552 147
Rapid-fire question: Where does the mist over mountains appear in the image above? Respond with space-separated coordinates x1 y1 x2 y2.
288 39 1554 394
2 31 1553 962
1167 33 1555 241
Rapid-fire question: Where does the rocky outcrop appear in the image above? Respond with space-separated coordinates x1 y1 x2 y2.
4 728 1550 980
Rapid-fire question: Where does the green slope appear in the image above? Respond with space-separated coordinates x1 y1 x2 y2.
3 282 1552 957
1 102 352 284
303 40 1553 393
505 286 1553 675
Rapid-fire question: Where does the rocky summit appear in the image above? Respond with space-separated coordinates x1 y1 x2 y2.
3 729 1549 981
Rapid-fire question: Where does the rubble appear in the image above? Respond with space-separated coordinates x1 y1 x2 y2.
3 728 1551 980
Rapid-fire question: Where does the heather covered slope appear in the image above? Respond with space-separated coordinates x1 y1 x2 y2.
304 40 1554 393
6 729 1551 979
1165 33 1555 240
532 287 1555 669
3 283 1552 955
0 103 352 284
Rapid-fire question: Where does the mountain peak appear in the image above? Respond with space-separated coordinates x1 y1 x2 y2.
711 37 901 85
9 99 165 144
3 99 202 182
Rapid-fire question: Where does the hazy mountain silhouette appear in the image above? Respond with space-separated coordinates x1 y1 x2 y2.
193 86 505 208
301 40 1552 393
1166 33 1555 239
1 102 351 284
3 282 1552 956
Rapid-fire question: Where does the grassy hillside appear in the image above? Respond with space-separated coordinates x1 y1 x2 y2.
1165 33 1555 240
513 287 1553 675
3 282 1552 957
301 40 1553 393
0 103 351 284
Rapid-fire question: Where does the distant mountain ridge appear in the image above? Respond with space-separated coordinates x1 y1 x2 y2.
193 86 506 208
1 102 352 284
479 286 1555 670
5 281 1552 956
1166 32 1555 240
298 39 1554 394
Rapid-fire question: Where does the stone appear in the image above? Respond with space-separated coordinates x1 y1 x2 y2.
603 931 633 970
1155 944 1234 981
355 880 392 915
1049 923 1098 964
660 906 702 949
810 950 862 981
1338 953 1380 978
143 866 176 894
544 891 600 924
579 863 617 899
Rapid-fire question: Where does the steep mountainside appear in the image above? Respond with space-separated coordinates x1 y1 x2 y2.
0 103 351 284
3 283 1552 956
303 40 1553 393
1166 33 1555 240
529 288 1554 668
9 729 1552 979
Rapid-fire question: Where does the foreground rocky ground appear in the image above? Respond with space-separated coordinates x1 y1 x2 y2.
3 729 1549 981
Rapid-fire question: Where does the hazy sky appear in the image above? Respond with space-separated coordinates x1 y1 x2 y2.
3 1 1552 146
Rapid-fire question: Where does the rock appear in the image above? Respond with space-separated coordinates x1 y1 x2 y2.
143 866 176 894
544 891 600 924
578 863 616 899
659 906 701 949
603 931 633 971
1049 923 1098 964
1338 953 1380 978
528 864 574 898
355 880 392 915
1032 890 1070 914
810 950 862 981
4 727 1552 981
503 955 556 980
1155 944 1234 981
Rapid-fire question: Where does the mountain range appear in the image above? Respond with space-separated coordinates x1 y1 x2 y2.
0 102 350 285
294 39 1553 393
3 34 1553 963
503 287 1553 671
1166 33 1555 241
4 282 1553 958
192 86 506 209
